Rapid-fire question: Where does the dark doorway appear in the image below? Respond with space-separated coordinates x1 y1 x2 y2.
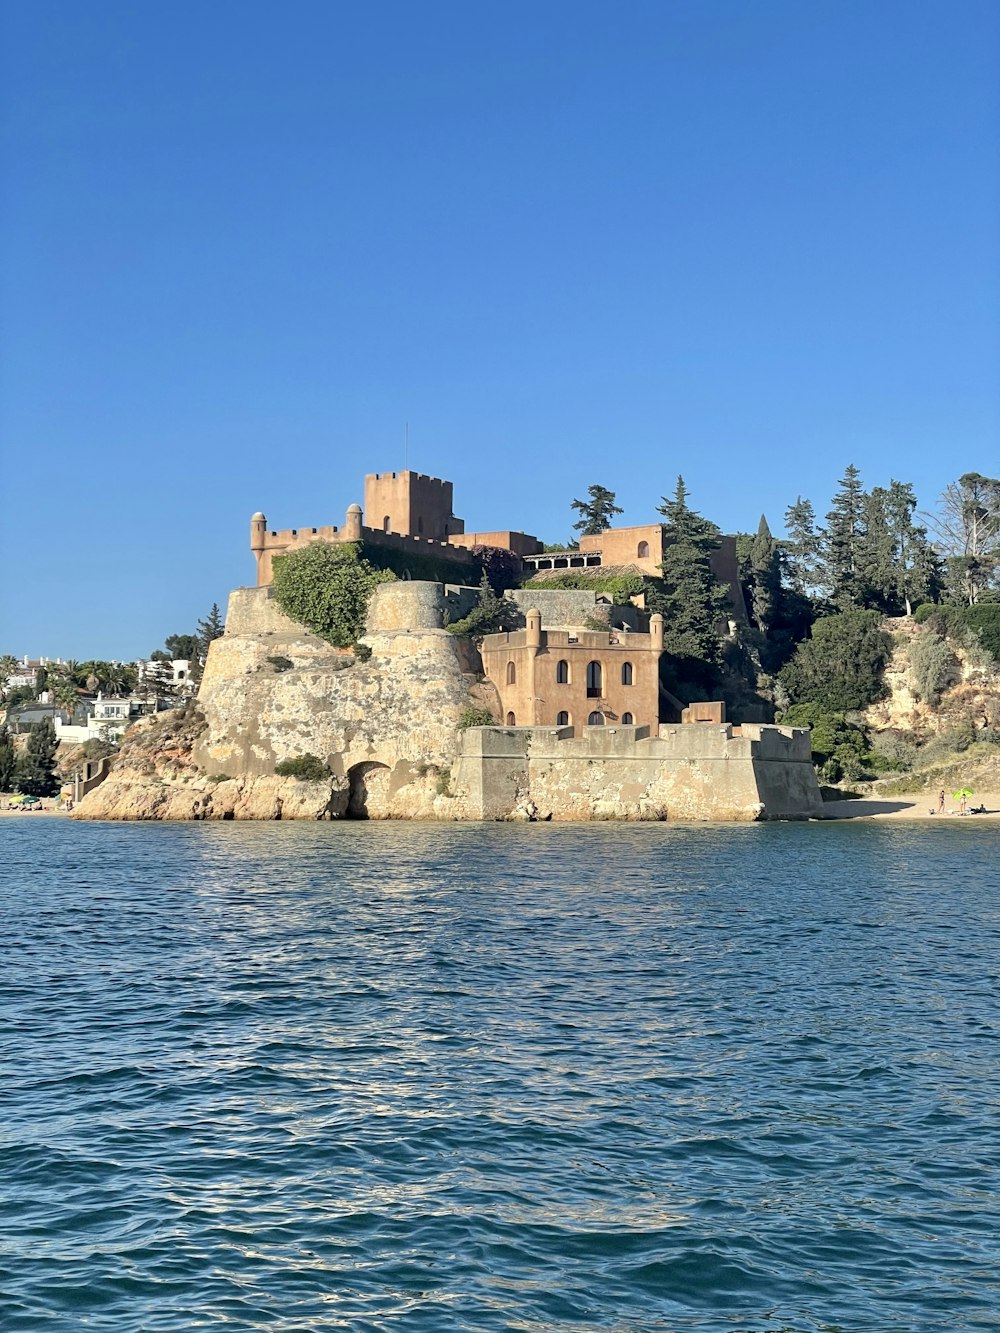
346 761 390 819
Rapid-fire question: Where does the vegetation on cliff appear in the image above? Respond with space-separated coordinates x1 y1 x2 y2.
271 542 396 647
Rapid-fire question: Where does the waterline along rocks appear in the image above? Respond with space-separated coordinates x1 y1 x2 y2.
75 579 821 822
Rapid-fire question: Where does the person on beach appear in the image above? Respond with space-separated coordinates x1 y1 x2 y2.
937 790 945 815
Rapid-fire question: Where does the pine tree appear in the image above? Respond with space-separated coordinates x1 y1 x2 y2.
648 477 730 673
15 718 59 796
857 486 897 612
783 497 823 594
824 464 867 609
884 480 941 614
0 724 15 792
570 485 624 536
197 603 225 652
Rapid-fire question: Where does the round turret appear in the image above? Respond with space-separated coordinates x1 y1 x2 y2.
526 607 542 647
344 502 363 540
250 512 267 554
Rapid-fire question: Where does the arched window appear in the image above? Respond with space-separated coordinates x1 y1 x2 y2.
506 711 516 726
506 661 516 684
557 711 569 726
556 660 569 684
588 711 604 726
622 712 634 725
637 540 649 559
621 661 633 686
383 515 391 532
586 661 602 698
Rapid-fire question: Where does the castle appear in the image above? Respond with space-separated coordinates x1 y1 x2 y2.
249 467 753 733
251 467 746 608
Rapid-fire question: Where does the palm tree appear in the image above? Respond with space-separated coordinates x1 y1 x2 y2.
50 674 82 723
0 655 18 691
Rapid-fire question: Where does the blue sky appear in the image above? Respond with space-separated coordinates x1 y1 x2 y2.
2 0 998 660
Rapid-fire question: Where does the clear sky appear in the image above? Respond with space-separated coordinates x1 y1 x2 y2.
2 0 998 660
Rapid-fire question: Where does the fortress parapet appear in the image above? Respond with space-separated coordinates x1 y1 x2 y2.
453 721 820 822
250 501 478 587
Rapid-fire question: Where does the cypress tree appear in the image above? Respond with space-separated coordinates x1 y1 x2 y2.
648 477 730 674
748 514 782 635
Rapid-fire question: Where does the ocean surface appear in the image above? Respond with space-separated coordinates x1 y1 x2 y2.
2 819 999 1332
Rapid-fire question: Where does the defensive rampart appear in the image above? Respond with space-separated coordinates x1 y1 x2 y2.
452 721 821 821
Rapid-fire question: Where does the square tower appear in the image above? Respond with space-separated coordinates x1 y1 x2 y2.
364 470 464 540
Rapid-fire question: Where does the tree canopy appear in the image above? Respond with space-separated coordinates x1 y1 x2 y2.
570 484 623 536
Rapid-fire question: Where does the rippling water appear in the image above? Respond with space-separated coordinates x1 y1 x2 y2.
2 819 999 1331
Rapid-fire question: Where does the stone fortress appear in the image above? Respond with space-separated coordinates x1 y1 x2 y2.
75 467 821 822
241 468 819 821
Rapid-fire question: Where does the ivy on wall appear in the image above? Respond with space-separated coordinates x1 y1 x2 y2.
271 542 395 646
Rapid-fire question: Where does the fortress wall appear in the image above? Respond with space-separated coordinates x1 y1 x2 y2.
365 580 447 632
453 723 821 821
193 580 491 805
224 587 313 637
508 589 599 626
359 525 475 561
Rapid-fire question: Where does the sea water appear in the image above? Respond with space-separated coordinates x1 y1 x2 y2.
2 819 998 1331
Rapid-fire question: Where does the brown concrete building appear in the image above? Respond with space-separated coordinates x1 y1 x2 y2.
521 524 748 623
480 608 664 730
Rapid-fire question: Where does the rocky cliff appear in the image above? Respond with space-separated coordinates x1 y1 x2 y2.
75 582 498 820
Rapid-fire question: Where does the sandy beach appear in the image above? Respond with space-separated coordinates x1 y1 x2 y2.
0 806 71 817
821 791 1000 821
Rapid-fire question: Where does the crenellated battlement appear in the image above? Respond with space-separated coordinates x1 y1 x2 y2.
366 470 453 490
261 524 341 544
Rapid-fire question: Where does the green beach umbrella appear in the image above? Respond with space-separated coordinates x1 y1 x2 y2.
953 788 974 800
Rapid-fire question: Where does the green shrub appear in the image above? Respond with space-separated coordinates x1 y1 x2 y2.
447 576 520 638
907 632 959 704
779 610 892 712
207 773 232 784
913 603 1000 662
274 753 330 781
962 604 1000 662
353 642 372 662
779 702 875 781
457 706 495 729
522 571 645 601
869 731 917 770
271 542 396 647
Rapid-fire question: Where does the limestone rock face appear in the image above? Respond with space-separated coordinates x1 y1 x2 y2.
75 583 497 821
864 616 1000 737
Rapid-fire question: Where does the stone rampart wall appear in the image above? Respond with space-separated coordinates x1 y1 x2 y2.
452 723 820 821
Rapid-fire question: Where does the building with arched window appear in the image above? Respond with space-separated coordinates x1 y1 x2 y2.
479 606 663 731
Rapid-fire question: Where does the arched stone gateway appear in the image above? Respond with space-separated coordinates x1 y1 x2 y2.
346 761 391 819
